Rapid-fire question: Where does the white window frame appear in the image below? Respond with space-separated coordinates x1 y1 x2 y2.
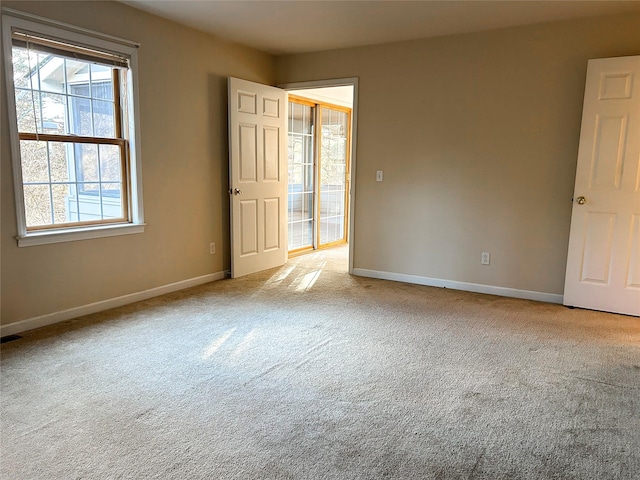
2 9 145 247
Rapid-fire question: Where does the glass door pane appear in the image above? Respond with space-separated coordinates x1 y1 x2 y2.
287 101 315 251
319 107 348 246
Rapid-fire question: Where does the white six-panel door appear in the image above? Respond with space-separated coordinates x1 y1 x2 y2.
564 56 640 316
228 78 288 278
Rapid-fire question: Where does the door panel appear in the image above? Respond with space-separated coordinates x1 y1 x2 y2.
238 91 256 114
264 197 281 251
590 115 626 188
580 212 615 284
239 199 258 256
229 77 287 277
564 56 640 316
628 215 640 288
239 124 257 182
263 96 280 117
263 127 280 181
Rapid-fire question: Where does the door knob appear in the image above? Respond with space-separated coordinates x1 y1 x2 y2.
234 188 242 195
576 196 586 205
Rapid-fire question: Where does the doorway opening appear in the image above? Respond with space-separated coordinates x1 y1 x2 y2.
285 84 355 270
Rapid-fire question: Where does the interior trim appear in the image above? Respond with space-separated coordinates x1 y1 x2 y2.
352 268 564 304
18 223 146 247
0 271 226 337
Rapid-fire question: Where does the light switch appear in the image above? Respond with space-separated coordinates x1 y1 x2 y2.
376 170 383 182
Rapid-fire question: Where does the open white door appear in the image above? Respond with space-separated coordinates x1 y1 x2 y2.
564 56 640 316
228 77 288 278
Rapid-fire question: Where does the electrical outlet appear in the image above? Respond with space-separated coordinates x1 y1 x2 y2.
481 252 490 265
210 242 216 255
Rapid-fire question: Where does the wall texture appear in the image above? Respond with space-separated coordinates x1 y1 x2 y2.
277 13 640 297
3 4 640 328
1 1 275 325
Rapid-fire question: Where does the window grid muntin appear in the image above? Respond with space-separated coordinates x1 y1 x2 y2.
36 56 44 134
12 54 118 139
46 141 54 223
19 138 127 230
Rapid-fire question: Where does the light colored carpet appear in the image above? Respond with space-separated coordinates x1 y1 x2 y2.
1 245 639 479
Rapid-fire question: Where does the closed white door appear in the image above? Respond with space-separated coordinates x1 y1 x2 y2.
228 77 288 278
564 56 640 316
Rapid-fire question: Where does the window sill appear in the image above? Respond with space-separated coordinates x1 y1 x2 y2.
17 223 146 247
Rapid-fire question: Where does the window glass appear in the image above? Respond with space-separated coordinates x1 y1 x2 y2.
11 43 126 229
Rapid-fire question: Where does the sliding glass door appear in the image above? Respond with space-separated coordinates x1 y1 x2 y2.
287 97 351 253
319 107 349 246
287 100 315 251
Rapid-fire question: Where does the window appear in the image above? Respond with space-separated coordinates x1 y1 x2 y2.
2 12 144 246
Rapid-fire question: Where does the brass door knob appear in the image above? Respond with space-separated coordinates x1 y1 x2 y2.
576 196 586 205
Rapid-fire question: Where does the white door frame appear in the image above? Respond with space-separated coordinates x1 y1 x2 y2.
278 77 359 274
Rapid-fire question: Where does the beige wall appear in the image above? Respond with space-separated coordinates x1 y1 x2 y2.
3 5 639 327
1 1 275 325
277 13 640 296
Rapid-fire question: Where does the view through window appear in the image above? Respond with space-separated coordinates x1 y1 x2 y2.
12 36 128 229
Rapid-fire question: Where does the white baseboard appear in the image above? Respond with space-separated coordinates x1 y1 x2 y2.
1 271 226 337
352 268 563 305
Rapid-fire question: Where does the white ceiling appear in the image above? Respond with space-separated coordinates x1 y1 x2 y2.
122 1 640 55
289 86 354 108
